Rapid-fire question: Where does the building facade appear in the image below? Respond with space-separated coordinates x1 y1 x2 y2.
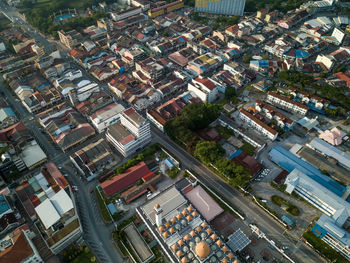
195 0 245 16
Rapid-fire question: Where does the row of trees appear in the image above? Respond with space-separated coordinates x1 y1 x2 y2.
194 141 250 187
164 103 250 187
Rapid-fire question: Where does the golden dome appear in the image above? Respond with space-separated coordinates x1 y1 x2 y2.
163 232 169 238
206 228 212 234
186 215 192 221
182 210 188 216
165 222 170 228
216 240 222 246
192 211 198 217
211 234 217 240
190 230 196 237
178 239 184 246
195 241 210 259
170 217 176 224
184 234 190 241
195 226 202 232
222 258 228 263
172 243 178 250
201 222 207 228
158 226 164 232
169 227 175 234
176 250 183 258
227 253 234 260
155 203 160 209
187 206 193 212
233 260 239 263
181 257 188 263
176 213 182 220
222 246 228 252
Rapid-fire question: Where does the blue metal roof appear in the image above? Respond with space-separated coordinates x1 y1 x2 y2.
107 203 117 215
229 149 243 160
295 49 309 58
164 158 175 169
0 195 10 215
269 146 346 197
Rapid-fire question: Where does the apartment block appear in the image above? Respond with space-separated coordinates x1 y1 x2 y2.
106 107 151 157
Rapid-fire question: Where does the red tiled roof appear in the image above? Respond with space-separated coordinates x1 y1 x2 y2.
100 161 151 197
0 232 33 262
194 77 216 91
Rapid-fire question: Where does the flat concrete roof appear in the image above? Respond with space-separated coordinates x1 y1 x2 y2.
124 224 153 262
142 186 187 225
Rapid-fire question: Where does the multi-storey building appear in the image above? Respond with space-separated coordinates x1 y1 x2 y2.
239 109 278 140
89 103 125 133
188 77 220 103
135 58 165 82
195 0 245 16
266 91 309 115
58 30 83 49
106 107 151 157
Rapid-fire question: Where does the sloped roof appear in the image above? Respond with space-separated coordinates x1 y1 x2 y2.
0 232 33 262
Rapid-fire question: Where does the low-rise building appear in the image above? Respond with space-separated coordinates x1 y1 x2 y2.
16 162 82 254
135 58 165 83
255 100 294 129
187 53 223 76
284 168 350 260
266 91 309 115
70 139 120 181
318 127 346 146
111 6 142 22
38 106 95 152
239 109 278 140
106 107 151 157
0 228 42 263
307 137 350 170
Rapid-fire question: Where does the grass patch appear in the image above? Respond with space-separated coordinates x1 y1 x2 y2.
239 142 256 156
303 231 348 263
62 245 96 263
94 189 112 223
216 125 234 140
271 195 300 216
270 182 287 193
167 167 180 179
151 246 166 263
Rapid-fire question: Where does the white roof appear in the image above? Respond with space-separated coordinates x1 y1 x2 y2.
35 199 61 229
50 189 74 216
308 137 350 170
20 143 47 171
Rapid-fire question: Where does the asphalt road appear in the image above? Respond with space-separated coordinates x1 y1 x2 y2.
150 126 325 263
67 168 127 263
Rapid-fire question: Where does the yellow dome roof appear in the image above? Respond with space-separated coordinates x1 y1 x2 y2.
195 241 210 259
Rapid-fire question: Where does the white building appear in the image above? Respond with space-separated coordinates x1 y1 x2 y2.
315 54 334 70
89 103 125 133
188 77 219 103
239 109 278 140
266 92 309 115
106 107 151 157
111 6 142 21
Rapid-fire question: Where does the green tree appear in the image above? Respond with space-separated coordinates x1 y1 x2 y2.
194 141 224 165
243 55 252 64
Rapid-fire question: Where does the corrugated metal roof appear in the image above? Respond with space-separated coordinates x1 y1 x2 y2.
269 145 346 196
308 137 350 170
